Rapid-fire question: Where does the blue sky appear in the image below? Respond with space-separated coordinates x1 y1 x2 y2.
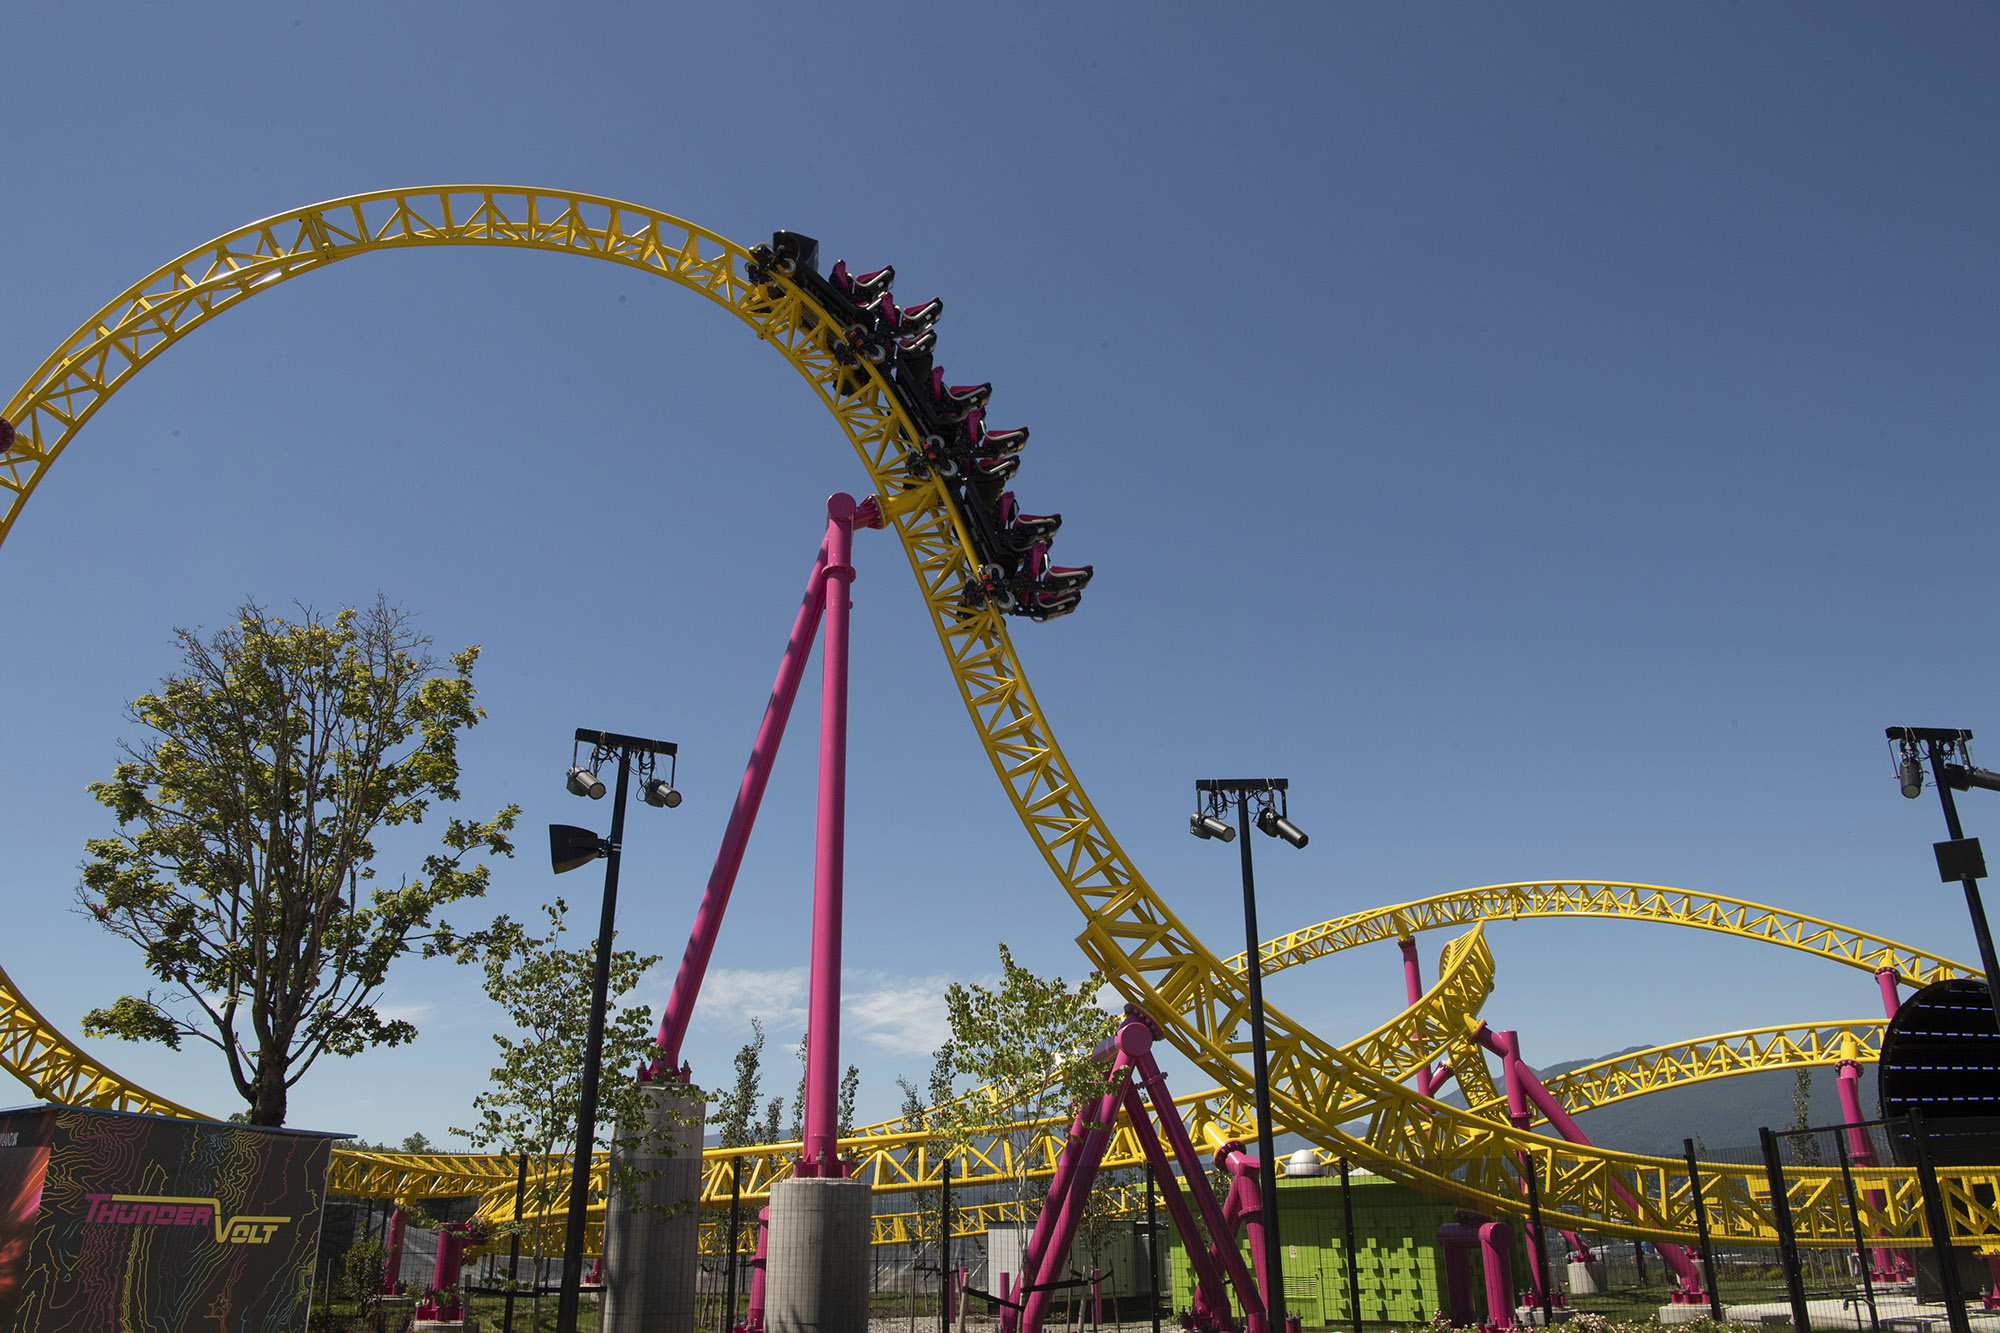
1 4 1995 1148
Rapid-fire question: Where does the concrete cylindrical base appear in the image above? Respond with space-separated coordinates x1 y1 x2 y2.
601 1081 704 1333
765 1176 871 1333
1566 1261 1607 1296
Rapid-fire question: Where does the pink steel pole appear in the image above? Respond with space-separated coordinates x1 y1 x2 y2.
654 539 830 1068
1118 1085 1234 1329
1478 1024 1701 1295
1877 967 1902 1020
1398 937 1449 1098
800 493 859 1176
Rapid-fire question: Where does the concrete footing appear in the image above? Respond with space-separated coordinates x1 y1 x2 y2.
1655 1303 1711 1324
765 1176 870 1333
1566 1260 1607 1295
601 1081 704 1333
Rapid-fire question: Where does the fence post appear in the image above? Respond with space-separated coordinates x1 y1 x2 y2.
1760 1127 1815 1333
1522 1150 1554 1328
1831 1127 1880 1333
1908 1108 1973 1333
1147 1164 1162 1333
723 1162 741 1333
939 1158 953 1333
1339 1157 1361 1333
1682 1139 1725 1323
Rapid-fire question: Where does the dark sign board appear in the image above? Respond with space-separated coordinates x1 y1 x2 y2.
0 1103 341 1332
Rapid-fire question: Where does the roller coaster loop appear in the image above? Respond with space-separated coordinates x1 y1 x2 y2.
3 186 1994 1257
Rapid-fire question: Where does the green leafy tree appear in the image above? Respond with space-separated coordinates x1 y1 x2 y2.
75 599 517 1126
342 1237 385 1317
789 1032 807 1143
933 944 1118 1221
714 1017 769 1150
897 1044 957 1269
450 899 678 1330
757 1095 784 1147
838 1061 860 1138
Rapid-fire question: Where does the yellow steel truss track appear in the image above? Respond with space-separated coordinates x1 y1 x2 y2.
1236 883 1975 986
1 187 1983 1253
1460 1021 1888 1127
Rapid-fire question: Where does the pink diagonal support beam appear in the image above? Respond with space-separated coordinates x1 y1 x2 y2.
800 492 864 1176
1018 1055 1136 1333
1478 1023 1702 1296
1398 937 1452 1098
653 538 830 1068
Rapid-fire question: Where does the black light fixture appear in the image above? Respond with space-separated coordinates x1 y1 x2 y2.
550 728 679 1333
1188 777 1308 1333
1190 812 1235 841
1886 726 2000 1033
1257 806 1309 849
549 824 611 875
1945 764 2000 794
1900 751 1926 799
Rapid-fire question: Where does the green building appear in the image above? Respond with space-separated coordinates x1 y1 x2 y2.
1167 1171 1499 1327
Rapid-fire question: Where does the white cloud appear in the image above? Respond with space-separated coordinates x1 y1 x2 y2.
691 967 808 1029
844 974 953 1058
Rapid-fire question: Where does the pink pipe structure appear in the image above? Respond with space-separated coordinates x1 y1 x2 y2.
1836 1034 1911 1282
799 493 861 1177
1398 943 1581 1269
1216 1144 1276 1315
1017 1041 1141 1333
1877 966 1902 1020
1436 1211 1518 1330
652 494 882 1119
1003 1009 1264 1333
739 1204 770 1333
1476 1023 1704 1300
652 540 829 1068
380 1206 405 1293
433 1227 466 1292
1398 938 1453 1098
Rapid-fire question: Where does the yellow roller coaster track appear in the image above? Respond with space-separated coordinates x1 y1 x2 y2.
2 186 1985 1254
1233 883 1976 986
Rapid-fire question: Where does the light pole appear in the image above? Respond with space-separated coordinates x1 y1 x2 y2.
1191 778 1308 1332
1887 727 2000 1030
549 727 679 1333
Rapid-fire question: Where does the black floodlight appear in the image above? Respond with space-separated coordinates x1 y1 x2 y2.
1946 764 2000 794
642 778 682 809
1191 813 1235 842
1257 807 1310 848
566 766 607 799
549 823 610 874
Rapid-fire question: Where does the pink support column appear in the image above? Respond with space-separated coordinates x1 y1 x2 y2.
1436 1217 1480 1327
1217 1144 1277 1319
800 493 859 1176
742 1206 770 1332
1020 1055 1138 1333
1877 967 1902 1020
381 1206 405 1293
654 538 830 1068
1140 1046 1268 1333
1117 1085 1233 1330
1479 1024 1695 1296
1399 937 1449 1098
1478 1220 1517 1330
433 1227 465 1292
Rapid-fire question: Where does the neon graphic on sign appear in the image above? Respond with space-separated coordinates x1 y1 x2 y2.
82 1194 290 1244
